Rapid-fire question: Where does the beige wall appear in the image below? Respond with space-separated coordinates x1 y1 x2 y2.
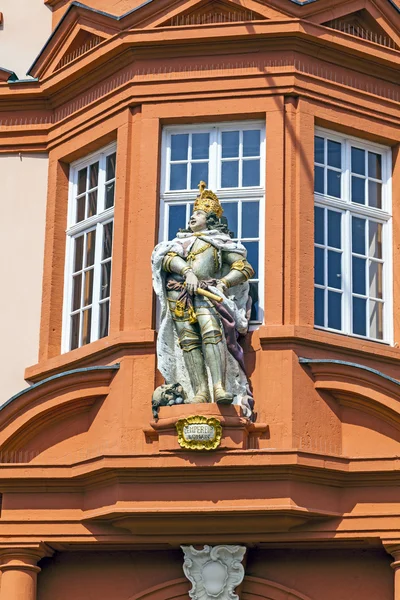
0 0 52 78
0 154 48 404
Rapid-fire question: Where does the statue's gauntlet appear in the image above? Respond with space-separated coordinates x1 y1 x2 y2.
163 252 191 276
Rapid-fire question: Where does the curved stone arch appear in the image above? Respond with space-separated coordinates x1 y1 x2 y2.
126 575 314 600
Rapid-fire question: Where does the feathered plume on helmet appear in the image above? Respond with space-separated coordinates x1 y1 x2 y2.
193 181 223 219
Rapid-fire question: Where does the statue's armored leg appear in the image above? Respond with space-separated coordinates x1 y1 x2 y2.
174 323 210 403
196 311 233 405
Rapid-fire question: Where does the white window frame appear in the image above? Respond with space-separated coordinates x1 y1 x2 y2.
314 127 393 344
62 142 116 353
160 121 266 324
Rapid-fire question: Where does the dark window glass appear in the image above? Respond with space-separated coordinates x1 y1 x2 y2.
169 205 186 239
191 163 208 190
328 210 341 249
105 181 115 209
242 202 259 238
328 251 342 289
314 136 324 164
352 176 365 205
368 152 382 180
243 160 260 187
78 167 87 194
314 166 324 194
171 134 189 161
352 217 365 255
102 222 113 259
89 162 99 189
70 313 80 350
82 308 92 345
192 133 209 160
351 147 365 175
99 301 110 339
314 247 324 286
222 131 239 158
327 169 341 198
368 181 382 209
243 242 259 278
221 161 239 188
352 256 366 295
328 291 341 330
222 202 238 238
243 130 261 157
106 153 116 181
314 287 324 326
353 296 366 336
314 206 324 245
74 235 84 272
101 262 112 300
327 140 341 169
170 163 187 190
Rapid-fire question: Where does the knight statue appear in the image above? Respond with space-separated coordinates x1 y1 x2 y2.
151 182 255 417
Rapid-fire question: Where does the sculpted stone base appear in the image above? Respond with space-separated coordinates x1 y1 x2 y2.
145 404 268 451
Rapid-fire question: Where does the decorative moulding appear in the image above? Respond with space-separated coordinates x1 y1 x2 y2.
181 545 246 600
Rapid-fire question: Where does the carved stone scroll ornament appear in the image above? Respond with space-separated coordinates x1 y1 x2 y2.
181 545 246 600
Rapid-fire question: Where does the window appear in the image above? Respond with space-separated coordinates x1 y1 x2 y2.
63 143 116 352
161 122 265 322
314 129 392 342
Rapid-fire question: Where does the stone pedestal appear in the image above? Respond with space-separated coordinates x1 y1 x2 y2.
0 545 53 600
146 403 268 451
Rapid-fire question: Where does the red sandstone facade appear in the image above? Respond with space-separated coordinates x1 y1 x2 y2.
2 0 400 598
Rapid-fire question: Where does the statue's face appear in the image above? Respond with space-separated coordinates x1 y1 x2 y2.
202 561 228 597
189 210 208 232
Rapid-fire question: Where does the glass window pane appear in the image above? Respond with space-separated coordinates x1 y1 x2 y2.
351 147 365 175
191 162 208 190
370 300 383 340
171 134 188 161
74 235 84 272
328 291 341 330
368 152 382 180
192 133 209 160
83 269 94 306
101 262 112 300
221 161 239 188
328 250 342 289
243 160 260 187
352 217 366 255
99 301 110 339
368 180 382 209
314 166 324 194
369 221 382 259
353 296 366 336
243 130 261 157
242 202 259 238
314 247 324 286
88 190 97 218
328 210 341 248
72 274 82 311
106 152 116 181
102 222 113 259
222 131 239 158
85 230 96 267
352 256 366 295
78 167 87 194
314 287 325 327
70 313 80 350
243 241 259 278
168 204 187 239
76 195 85 223
369 260 383 299
105 181 115 209
82 308 92 345
314 206 324 245
249 282 259 321
221 202 238 238
327 140 341 169
89 162 99 189
327 169 341 198
352 176 365 205
314 136 324 164
170 163 187 190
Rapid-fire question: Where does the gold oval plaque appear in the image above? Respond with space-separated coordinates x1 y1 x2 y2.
175 415 222 451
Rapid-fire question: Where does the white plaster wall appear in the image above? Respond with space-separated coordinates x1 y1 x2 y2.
0 0 52 78
0 154 48 404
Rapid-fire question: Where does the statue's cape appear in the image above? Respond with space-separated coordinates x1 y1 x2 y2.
151 230 253 418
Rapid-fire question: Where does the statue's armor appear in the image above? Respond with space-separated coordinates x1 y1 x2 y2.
162 237 254 403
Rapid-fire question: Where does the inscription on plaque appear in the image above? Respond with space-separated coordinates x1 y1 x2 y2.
176 416 222 450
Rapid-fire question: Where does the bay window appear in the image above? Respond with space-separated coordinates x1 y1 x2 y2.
62 143 116 352
160 121 265 322
314 129 392 342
